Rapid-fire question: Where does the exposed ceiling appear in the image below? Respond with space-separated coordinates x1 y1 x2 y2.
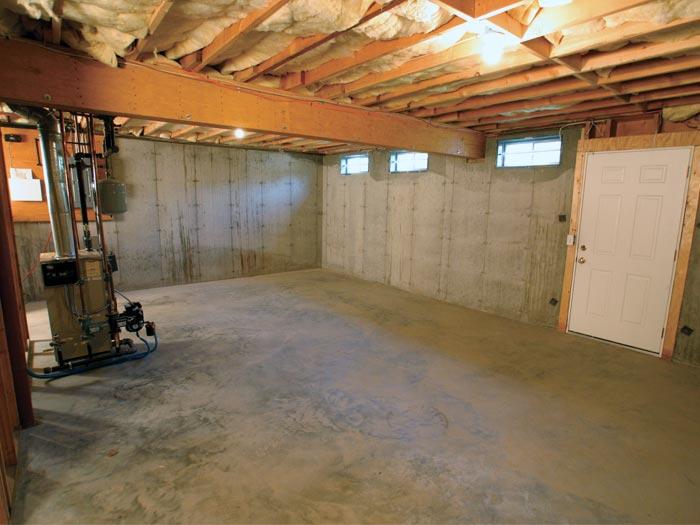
0 0 698 154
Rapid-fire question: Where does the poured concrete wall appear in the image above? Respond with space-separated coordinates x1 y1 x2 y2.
14 137 322 301
322 129 579 328
321 130 700 365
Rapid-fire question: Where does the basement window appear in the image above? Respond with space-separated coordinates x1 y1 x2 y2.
496 136 562 168
340 153 369 175
389 151 429 173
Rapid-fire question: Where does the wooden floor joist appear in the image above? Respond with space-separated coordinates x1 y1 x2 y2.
0 39 484 158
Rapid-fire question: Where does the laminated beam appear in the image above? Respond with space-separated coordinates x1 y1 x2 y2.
0 39 483 158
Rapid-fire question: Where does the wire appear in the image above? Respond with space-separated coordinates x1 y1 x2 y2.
114 289 134 305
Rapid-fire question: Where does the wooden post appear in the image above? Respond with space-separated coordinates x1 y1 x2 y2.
0 138 34 427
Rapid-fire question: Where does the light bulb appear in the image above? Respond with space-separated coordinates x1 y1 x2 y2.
481 30 505 65
234 128 245 139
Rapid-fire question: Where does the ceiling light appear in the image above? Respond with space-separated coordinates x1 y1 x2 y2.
481 29 505 65
538 0 572 7
234 128 245 139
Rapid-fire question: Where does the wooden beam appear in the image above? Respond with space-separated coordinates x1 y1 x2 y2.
353 50 542 107
432 0 528 19
142 121 168 136
234 0 409 82
454 79 700 126
315 35 488 99
197 128 229 141
180 0 291 72
127 0 174 59
280 17 467 90
472 105 647 133
551 17 700 58
51 0 64 45
408 63 572 115
523 0 655 41
365 18 700 112
0 135 34 428
580 35 700 72
430 77 590 121
412 49 700 119
170 125 199 139
599 54 700 85
0 39 484 157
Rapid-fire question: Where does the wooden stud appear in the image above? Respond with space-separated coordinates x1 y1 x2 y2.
0 134 34 428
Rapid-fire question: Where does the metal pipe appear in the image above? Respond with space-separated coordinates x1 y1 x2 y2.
9 106 75 258
58 113 86 316
86 115 118 321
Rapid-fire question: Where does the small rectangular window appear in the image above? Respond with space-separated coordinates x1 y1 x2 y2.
340 153 369 175
496 136 562 168
389 151 429 173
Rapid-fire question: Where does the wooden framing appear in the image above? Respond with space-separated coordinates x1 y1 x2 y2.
127 0 174 59
0 39 484 158
280 17 467 90
180 0 292 72
0 138 34 428
233 0 409 83
558 131 700 360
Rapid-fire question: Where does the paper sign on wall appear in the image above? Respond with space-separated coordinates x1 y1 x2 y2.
9 168 42 201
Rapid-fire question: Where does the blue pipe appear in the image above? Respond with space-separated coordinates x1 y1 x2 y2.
27 333 158 380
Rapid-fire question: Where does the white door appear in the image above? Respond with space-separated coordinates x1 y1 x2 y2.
568 147 692 354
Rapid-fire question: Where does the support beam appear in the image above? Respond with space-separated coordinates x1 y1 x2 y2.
180 0 291 72
234 0 409 83
0 39 483 157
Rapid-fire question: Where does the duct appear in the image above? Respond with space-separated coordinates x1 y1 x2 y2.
9 106 75 258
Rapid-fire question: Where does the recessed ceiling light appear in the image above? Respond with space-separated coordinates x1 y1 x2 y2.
234 128 245 139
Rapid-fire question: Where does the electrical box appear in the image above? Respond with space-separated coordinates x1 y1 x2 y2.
97 178 127 214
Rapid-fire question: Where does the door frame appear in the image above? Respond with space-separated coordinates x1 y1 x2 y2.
558 131 700 359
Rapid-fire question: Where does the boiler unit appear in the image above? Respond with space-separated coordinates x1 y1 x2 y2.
14 107 158 379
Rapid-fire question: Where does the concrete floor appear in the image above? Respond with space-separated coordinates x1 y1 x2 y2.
12 269 700 524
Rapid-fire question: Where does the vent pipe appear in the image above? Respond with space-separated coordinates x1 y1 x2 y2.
10 106 75 259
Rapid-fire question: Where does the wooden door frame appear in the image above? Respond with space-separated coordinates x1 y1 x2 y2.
558 131 700 359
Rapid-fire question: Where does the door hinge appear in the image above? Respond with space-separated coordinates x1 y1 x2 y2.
661 327 665 338
674 248 678 261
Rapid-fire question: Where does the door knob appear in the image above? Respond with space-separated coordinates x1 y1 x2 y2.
578 256 586 264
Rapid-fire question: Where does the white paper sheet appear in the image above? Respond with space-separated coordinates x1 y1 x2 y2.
9 177 42 201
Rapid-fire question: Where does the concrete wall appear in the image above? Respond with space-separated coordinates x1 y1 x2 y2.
322 128 578 328
14 137 322 301
321 130 700 366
